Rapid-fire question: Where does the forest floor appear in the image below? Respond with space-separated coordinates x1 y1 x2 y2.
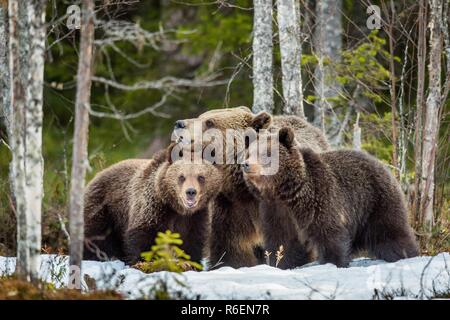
1 253 450 299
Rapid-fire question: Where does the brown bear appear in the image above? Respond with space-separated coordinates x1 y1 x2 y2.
242 127 419 267
83 145 222 265
174 107 330 268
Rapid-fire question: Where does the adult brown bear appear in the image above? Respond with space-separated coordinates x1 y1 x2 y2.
174 107 330 268
83 145 222 264
242 127 419 267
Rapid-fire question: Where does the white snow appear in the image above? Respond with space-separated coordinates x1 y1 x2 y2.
1 253 449 300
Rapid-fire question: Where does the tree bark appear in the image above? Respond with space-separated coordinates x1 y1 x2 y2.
420 0 443 233
69 0 95 274
385 0 399 179
252 0 274 113
313 0 342 130
0 0 10 134
412 0 427 225
352 112 361 151
9 0 46 282
0 1 15 207
277 0 304 117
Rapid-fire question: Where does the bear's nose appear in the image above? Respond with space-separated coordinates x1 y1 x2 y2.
174 120 186 129
186 188 197 198
242 161 251 173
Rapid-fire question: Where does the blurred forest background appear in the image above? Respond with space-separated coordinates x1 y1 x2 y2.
0 0 449 257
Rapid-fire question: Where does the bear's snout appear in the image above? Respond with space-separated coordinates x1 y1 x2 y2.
183 187 199 209
186 187 197 198
242 161 261 176
242 161 251 173
174 120 186 129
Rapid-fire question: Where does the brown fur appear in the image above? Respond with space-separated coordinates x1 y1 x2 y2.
243 127 419 268
83 146 222 264
250 112 330 153
175 107 330 268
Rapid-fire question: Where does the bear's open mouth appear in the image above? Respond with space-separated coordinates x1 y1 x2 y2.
183 198 198 209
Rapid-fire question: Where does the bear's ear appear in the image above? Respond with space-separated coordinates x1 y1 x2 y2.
279 127 295 149
249 112 272 132
166 142 183 164
238 106 252 113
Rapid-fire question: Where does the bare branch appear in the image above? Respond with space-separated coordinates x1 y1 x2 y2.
89 92 171 120
92 74 228 91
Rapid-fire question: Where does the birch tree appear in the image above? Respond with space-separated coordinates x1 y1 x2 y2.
384 0 399 179
277 0 304 117
0 0 10 134
69 0 95 274
420 0 443 233
412 0 427 224
252 0 274 113
313 0 342 132
8 0 47 281
352 112 361 151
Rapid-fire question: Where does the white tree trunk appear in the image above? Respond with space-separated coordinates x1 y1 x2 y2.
69 0 95 273
413 0 427 224
9 0 46 281
277 0 304 117
352 112 361 151
0 1 10 134
0 0 15 206
252 0 274 113
420 0 443 232
313 0 342 129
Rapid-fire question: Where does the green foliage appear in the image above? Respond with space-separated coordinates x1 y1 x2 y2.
301 54 318 66
359 112 393 163
136 230 202 273
335 30 392 103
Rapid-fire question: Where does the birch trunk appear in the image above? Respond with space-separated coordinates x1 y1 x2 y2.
352 112 361 151
420 0 443 233
313 0 342 130
69 0 95 273
277 0 304 117
252 0 274 113
386 0 399 179
9 0 46 281
0 0 10 134
0 0 14 204
413 0 427 225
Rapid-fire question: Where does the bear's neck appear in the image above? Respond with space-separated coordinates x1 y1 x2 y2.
142 161 170 210
220 163 254 197
275 148 330 225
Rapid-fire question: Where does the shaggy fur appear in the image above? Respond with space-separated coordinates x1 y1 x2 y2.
243 127 419 267
175 107 330 268
83 146 222 264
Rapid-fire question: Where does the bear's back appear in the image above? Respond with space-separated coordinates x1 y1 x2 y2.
84 159 150 219
273 115 330 153
315 149 398 223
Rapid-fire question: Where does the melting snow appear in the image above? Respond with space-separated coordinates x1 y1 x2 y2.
1 253 449 299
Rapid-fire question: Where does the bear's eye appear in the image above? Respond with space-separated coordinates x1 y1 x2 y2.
205 119 214 129
179 175 186 183
198 176 205 183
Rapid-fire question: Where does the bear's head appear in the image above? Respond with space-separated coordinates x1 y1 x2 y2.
242 127 304 197
157 144 222 214
172 107 274 165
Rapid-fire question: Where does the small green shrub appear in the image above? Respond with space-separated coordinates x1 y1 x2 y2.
135 230 202 273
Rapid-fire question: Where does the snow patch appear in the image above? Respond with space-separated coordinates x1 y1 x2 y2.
1 253 449 300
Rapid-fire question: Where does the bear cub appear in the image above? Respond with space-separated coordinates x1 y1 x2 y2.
83 145 222 265
243 127 419 267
